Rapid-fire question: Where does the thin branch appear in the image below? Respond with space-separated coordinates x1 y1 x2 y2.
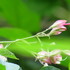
36 36 43 47
0 41 15 43
0 28 50 44
5 43 12 48
42 28 50 33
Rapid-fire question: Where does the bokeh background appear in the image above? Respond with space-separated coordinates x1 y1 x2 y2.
0 0 70 70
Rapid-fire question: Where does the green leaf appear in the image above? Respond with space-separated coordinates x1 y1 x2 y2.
0 28 32 40
40 66 60 70
23 0 61 16
0 48 18 59
69 63 70 70
0 64 6 70
0 0 40 32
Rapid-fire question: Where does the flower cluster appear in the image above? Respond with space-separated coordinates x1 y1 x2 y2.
48 20 70 36
36 50 70 66
36 20 70 37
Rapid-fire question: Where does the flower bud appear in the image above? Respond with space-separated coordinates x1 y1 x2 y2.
47 26 67 36
0 44 3 48
55 61 61 64
44 63 48 67
53 54 62 64
47 20 70 36
37 51 47 59
43 58 52 64
49 20 67 29
36 50 63 66
59 26 67 31
53 31 61 35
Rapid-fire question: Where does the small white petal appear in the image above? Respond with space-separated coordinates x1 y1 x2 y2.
37 51 49 58
38 51 47 56
58 57 62 61
44 63 48 67
55 61 60 64
62 50 70 56
50 42 56 45
50 50 61 56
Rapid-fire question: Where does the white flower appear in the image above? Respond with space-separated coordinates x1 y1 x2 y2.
0 55 7 61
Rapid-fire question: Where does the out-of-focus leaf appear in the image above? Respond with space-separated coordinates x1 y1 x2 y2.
40 66 60 70
69 63 70 70
65 0 70 10
0 64 6 70
0 48 18 59
23 0 61 16
0 60 21 70
0 28 31 40
52 7 70 20
4 62 21 70
0 0 40 32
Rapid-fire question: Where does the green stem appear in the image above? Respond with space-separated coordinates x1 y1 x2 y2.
42 28 50 33
0 41 15 43
0 28 50 44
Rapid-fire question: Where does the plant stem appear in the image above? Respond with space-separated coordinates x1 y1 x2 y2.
42 28 50 33
23 35 35 39
0 28 50 44
0 41 15 43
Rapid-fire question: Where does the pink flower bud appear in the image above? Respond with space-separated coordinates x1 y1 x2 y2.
47 28 62 36
64 23 70 25
0 44 3 48
37 50 63 66
37 51 47 59
49 20 70 31
53 54 62 64
49 20 67 29
53 31 62 35
48 25 67 36
43 58 52 64
59 26 67 31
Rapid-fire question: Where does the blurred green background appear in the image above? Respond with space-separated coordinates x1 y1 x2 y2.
0 0 70 70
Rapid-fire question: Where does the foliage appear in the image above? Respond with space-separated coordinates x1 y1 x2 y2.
0 0 40 33
69 63 70 70
0 0 70 70
0 48 18 59
0 64 6 70
40 66 60 70
0 28 32 40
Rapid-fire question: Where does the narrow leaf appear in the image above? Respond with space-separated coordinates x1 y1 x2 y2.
0 48 18 59
40 66 61 70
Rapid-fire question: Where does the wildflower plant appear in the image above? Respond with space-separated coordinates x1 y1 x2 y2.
0 20 70 70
